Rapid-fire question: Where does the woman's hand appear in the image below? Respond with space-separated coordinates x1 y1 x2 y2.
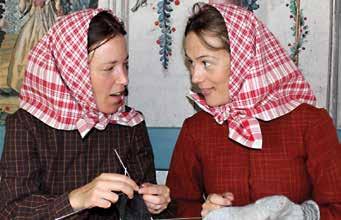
138 183 171 214
68 173 139 211
201 192 234 217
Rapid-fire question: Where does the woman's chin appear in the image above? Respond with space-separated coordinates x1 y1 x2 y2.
206 99 229 107
98 103 123 114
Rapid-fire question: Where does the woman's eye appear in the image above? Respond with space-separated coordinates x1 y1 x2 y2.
124 62 129 69
186 59 193 68
103 66 114 72
203 61 211 68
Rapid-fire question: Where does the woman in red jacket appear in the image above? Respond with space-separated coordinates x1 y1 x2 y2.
166 2 341 219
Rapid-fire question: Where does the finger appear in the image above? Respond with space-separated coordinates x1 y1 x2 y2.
95 198 112 209
222 192 234 201
201 209 208 217
201 207 211 217
145 202 163 211
92 179 135 199
148 207 163 214
140 182 152 188
139 184 169 196
202 201 222 211
98 173 139 191
142 194 169 205
86 189 118 209
201 202 221 217
100 191 120 204
208 193 232 206
105 180 136 199
145 202 166 214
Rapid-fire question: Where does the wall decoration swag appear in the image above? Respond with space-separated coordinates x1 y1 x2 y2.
155 0 179 70
286 0 309 65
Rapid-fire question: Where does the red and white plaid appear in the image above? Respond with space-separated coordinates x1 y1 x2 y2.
19 9 144 138
188 4 316 149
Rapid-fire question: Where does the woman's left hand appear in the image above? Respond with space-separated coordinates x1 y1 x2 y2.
138 183 171 214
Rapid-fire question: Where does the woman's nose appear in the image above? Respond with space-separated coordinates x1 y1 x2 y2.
191 66 205 84
117 67 129 86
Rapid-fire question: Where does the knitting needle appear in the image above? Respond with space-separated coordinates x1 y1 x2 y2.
114 149 131 178
154 217 202 220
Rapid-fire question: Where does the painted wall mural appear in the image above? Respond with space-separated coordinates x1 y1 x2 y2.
0 0 335 127
286 0 309 65
155 0 179 69
129 0 332 127
0 0 59 122
151 0 260 70
0 0 100 124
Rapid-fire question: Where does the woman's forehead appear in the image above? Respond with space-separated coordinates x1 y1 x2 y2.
90 36 128 64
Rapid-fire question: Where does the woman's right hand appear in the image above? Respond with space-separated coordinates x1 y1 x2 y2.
201 192 234 217
68 173 139 211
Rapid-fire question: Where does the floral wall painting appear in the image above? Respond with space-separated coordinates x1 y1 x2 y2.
0 0 97 123
286 0 309 66
61 0 98 14
154 0 179 70
0 0 59 119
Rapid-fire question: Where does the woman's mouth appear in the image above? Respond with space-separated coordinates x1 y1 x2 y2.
110 91 124 96
200 88 213 96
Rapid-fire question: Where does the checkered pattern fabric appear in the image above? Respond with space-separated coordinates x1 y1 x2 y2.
0 109 157 219
188 4 316 149
19 9 144 137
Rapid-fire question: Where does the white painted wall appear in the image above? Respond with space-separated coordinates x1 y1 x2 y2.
129 0 332 127
128 0 202 127
255 1 331 108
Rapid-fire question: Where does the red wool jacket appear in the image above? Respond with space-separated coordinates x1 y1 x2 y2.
166 104 341 219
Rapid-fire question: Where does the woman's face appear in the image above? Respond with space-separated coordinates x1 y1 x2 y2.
89 35 128 114
184 32 231 107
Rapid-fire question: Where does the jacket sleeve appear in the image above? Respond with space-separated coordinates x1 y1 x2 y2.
165 119 204 217
305 109 341 220
0 113 74 220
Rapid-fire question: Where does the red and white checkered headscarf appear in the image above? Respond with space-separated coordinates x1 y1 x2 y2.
19 9 144 138
188 4 316 149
